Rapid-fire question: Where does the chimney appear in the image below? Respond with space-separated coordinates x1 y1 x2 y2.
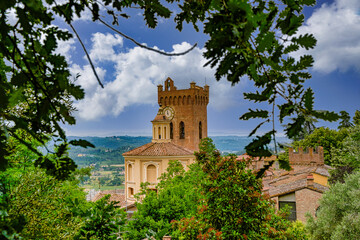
307 174 314 187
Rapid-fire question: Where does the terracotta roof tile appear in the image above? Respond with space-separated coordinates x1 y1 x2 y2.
152 114 170 122
92 192 126 207
123 142 194 156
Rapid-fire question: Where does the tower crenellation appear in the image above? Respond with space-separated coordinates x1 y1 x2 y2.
288 147 324 165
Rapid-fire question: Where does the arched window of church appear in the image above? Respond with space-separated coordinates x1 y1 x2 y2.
187 95 191 104
128 164 133 181
164 97 168 106
180 121 185 139
147 164 157 183
178 96 181 105
182 95 186 105
158 126 161 139
170 122 173 139
173 96 177 105
164 127 167 139
199 121 202 139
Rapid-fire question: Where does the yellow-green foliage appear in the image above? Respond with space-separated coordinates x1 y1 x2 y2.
307 171 360 239
7 169 87 239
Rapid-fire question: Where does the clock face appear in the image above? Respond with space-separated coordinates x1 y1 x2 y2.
163 107 174 120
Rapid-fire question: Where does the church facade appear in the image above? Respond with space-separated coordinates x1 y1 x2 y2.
123 77 209 201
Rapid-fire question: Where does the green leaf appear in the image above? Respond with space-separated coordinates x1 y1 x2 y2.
244 91 269 102
69 139 95 148
245 131 274 158
284 43 299 54
240 109 269 120
248 119 270 137
258 32 275 52
291 33 317 50
91 3 100 21
295 55 314 70
278 103 295 123
285 115 305 139
44 33 57 54
303 88 314 111
300 0 316 6
312 110 340 122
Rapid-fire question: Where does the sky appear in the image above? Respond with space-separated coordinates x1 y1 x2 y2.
48 0 360 137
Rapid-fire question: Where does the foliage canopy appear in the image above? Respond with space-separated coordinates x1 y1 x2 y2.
172 138 306 240
307 171 360 240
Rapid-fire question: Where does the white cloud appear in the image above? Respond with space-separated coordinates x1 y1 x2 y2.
73 7 93 22
89 32 123 62
71 33 246 120
55 38 76 63
292 0 360 73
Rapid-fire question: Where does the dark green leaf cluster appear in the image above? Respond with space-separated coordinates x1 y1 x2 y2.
0 0 96 179
76 195 126 240
173 0 340 170
1 0 207 179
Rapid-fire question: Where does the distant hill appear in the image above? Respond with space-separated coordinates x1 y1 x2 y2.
67 135 289 167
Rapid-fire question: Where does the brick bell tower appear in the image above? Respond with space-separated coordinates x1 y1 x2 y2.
156 77 209 151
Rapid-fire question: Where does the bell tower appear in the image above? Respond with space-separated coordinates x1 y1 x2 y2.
156 77 209 151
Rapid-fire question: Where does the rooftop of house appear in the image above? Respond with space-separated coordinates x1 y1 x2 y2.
92 190 126 207
238 147 331 197
122 142 194 156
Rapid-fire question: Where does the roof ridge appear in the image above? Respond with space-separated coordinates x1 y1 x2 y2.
123 141 194 156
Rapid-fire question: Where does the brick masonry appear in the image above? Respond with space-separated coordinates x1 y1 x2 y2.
295 188 322 222
157 77 209 151
259 147 330 222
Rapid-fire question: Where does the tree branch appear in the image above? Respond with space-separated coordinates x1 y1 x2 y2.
97 17 198 57
67 22 104 88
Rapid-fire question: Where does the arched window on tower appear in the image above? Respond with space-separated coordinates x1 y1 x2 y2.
170 122 173 139
158 126 161 139
199 121 202 139
180 121 185 139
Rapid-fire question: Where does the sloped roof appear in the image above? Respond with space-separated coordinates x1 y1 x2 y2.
237 154 277 162
123 142 194 156
262 165 331 197
152 113 170 122
92 192 126 207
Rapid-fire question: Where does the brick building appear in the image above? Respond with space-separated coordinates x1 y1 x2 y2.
123 77 209 202
241 147 331 222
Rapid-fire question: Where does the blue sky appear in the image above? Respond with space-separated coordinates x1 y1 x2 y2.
47 0 360 137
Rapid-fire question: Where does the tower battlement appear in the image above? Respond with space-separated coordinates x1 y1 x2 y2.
288 147 324 165
157 77 209 107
